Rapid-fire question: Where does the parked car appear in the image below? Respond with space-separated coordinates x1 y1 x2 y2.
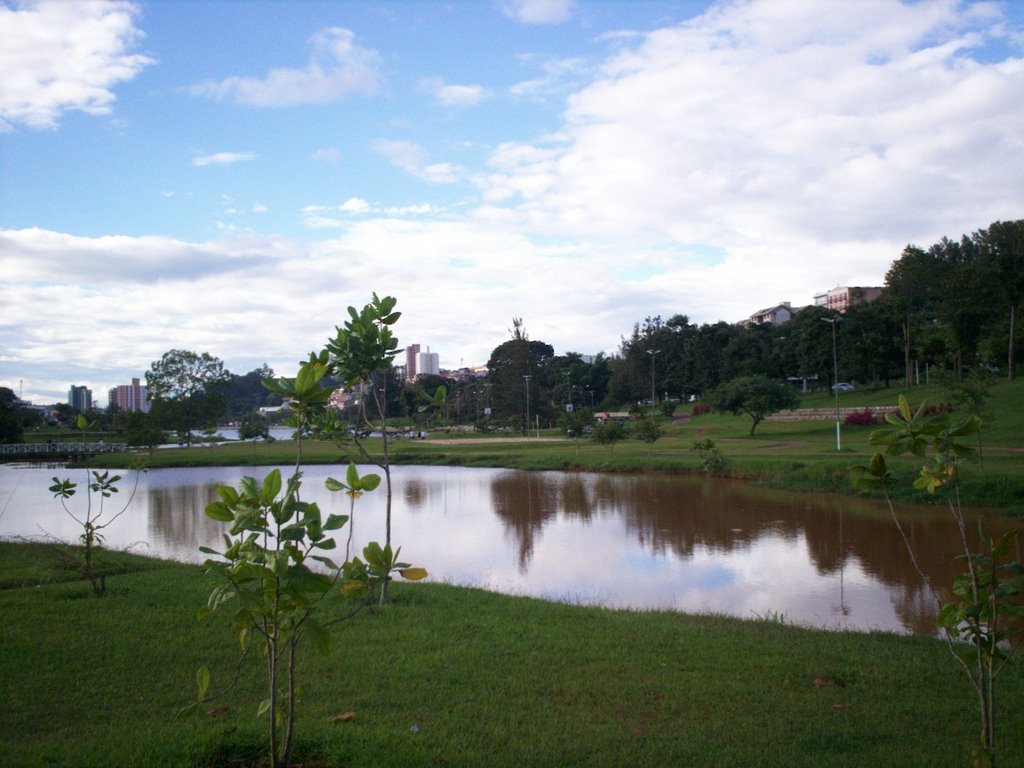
831 382 855 392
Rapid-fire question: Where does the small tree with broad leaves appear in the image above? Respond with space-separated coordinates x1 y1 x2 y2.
852 396 1024 768
186 340 425 768
48 414 144 596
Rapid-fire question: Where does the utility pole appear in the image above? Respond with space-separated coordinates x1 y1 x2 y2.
822 317 842 451
646 349 661 408
522 374 531 438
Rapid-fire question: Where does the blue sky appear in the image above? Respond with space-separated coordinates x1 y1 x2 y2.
1 0 1022 405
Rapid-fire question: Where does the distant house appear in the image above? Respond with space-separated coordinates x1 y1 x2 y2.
746 302 794 326
813 286 883 313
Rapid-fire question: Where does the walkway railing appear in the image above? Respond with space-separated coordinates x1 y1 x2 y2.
0 442 128 458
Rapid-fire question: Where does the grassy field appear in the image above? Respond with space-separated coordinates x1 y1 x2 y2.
3 541 1023 768
89 379 1024 514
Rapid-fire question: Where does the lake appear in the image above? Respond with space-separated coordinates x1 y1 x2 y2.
0 462 997 634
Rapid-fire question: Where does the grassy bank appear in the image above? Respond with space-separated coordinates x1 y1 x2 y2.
88 380 1024 514
2 541 1023 767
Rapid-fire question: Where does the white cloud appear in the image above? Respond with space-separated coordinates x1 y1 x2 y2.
0 0 154 130
310 147 342 164
509 56 588 100
501 0 574 25
186 27 381 106
300 198 437 228
5 0 1023 403
372 139 464 183
192 151 256 167
420 77 490 107
339 197 371 213
479 0 1024 315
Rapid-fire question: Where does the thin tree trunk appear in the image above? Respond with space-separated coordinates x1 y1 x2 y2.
282 634 298 768
1009 302 1017 382
268 625 279 768
903 318 913 388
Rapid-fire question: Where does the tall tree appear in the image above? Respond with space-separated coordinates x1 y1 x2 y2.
785 306 838 390
0 386 25 443
839 301 901 386
931 236 997 380
979 219 1024 380
222 364 279 420
606 322 649 405
883 245 941 387
485 318 554 433
146 350 231 444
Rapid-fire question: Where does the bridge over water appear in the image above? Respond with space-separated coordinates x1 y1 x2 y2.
0 442 128 461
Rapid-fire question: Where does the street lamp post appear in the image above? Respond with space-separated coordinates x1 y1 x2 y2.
522 374 531 438
822 317 842 451
646 349 661 409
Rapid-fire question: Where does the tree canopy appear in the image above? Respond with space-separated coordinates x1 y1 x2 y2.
709 375 798 435
146 349 231 444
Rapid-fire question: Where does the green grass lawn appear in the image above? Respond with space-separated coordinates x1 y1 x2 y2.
2 541 1023 767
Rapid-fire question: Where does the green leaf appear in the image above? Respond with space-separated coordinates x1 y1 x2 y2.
205 501 234 522
363 541 386 569
360 473 381 492
325 477 346 492
257 698 272 718
196 666 210 701
323 513 349 531
215 485 239 506
346 461 360 488
897 394 912 422
261 469 282 505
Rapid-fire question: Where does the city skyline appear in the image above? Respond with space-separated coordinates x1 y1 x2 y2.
2 0 1022 403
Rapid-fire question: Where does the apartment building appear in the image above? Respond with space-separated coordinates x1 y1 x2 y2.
108 377 150 413
68 385 92 412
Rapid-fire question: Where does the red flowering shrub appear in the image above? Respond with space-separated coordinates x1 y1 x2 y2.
844 409 880 426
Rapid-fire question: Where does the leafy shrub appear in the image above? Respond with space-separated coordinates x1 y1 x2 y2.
693 438 728 476
632 416 663 444
844 409 880 427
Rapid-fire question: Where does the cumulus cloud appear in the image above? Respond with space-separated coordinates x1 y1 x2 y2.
186 27 382 106
420 76 490 107
373 139 463 183
192 151 256 167
0 0 154 130
501 0 574 25
481 0 1024 306
0 228 275 284
5 0 1023 403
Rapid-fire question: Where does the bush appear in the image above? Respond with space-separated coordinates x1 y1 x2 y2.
693 438 728 476
844 408 880 427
